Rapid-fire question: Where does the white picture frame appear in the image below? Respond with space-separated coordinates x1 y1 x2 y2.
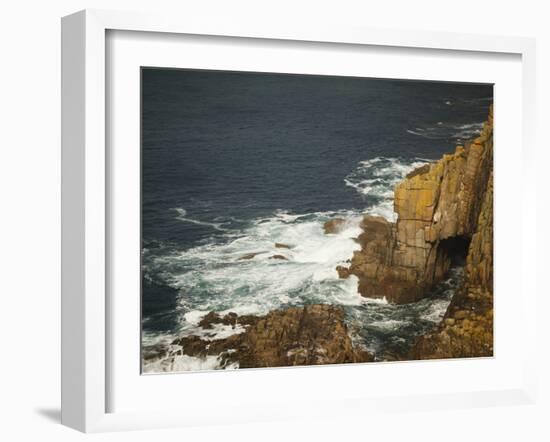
61 9 537 433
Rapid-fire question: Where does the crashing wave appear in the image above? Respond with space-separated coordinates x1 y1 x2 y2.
344 156 430 221
406 121 483 141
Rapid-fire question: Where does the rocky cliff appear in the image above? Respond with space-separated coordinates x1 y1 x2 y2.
338 105 493 305
409 170 493 359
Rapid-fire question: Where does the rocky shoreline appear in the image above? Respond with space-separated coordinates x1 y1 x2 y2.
144 304 373 371
144 106 493 370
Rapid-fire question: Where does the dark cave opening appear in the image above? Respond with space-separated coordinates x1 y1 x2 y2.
440 235 471 266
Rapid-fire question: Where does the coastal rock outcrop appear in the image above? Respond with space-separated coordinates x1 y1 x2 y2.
160 305 373 369
340 106 493 304
408 172 493 359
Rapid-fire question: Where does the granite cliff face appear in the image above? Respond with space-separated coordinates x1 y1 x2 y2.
339 106 493 305
409 171 493 359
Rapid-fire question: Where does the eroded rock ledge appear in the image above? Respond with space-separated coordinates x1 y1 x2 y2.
338 106 494 305
148 305 373 370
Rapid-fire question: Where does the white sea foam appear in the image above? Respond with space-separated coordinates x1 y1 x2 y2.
148 209 365 328
183 310 208 325
406 121 483 141
420 267 464 323
369 319 411 330
143 354 238 373
141 331 177 349
172 207 229 231
344 156 430 221
452 122 483 140
142 322 245 372
457 123 482 129
362 296 389 305
420 299 452 323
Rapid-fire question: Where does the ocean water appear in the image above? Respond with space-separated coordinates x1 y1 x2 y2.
141 69 493 372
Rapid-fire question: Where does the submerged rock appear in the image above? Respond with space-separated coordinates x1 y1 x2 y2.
238 251 265 260
198 311 239 329
336 265 351 279
269 254 288 260
274 243 292 249
340 105 493 305
323 218 346 234
171 305 373 369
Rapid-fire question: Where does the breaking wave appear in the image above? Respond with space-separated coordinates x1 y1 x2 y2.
344 157 430 221
406 121 483 142
172 207 230 232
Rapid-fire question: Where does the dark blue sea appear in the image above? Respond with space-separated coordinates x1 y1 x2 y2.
141 68 492 372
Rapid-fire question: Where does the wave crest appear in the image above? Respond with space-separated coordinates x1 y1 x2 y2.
344 156 430 220
406 121 483 142
171 207 229 231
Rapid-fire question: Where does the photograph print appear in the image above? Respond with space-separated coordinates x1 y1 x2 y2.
141 68 493 373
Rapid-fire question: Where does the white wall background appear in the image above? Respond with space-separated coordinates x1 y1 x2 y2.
0 1 547 440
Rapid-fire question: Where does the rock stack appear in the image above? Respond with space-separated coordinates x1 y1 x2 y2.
338 105 494 305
